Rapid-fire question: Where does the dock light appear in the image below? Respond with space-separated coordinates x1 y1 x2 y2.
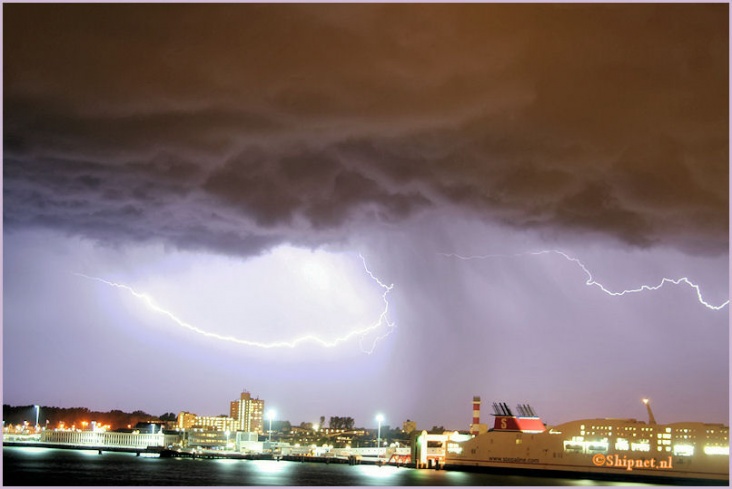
641 398 657 425
376 414 384 456
268 410 276 442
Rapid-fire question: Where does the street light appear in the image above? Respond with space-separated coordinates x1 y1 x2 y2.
225 430 230 450
376 414 384 457
34 405 40 429
268 410 276 442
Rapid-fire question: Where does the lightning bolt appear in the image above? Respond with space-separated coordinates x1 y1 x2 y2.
75 254 395 354
358 254 396 353
439 250 729 311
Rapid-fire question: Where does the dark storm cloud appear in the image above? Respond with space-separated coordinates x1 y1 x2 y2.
4 97 286 160
204 146 431 229
4 3 728 256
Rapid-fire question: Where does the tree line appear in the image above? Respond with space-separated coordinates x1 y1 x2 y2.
328 416 355 430
3 404 175 430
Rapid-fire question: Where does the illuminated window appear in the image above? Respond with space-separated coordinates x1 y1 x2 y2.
703 446 729 456
631 441 651 452
446 442 463 454
615 438 630 451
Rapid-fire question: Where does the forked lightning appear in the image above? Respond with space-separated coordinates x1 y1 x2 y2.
440 250 729 310
75 254 395 354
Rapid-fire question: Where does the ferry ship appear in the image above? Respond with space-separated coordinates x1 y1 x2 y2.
436 398 729 483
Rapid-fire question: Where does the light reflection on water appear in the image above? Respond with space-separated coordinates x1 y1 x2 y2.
442 470 470 483
3 447 665 486
353 464 401 480
249 460 290 473
213 458 240 467
10 446 55 456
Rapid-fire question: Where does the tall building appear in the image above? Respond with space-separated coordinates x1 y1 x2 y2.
230 391 265 434
177 411 198 430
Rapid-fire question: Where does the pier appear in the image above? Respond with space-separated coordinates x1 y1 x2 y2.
3 440 414 468
3 441 165 457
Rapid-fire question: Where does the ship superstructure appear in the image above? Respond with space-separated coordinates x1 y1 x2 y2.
442 399 729 482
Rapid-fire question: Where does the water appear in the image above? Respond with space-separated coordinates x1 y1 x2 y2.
3 446 657 486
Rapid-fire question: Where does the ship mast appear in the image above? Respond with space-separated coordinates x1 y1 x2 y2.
642 398 657 425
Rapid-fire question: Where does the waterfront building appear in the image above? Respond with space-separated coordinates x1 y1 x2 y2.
230 391 265 434
40 430 178 449
176 412 238 432
187 430 230 449
177 411 197 430
194 416 238 433
235 431 263 453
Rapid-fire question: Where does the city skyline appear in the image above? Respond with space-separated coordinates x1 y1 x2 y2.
3 4 728 431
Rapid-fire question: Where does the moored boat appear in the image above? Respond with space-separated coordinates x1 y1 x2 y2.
438 399 729 483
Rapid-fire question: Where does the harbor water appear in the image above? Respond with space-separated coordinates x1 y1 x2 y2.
3 446 664 486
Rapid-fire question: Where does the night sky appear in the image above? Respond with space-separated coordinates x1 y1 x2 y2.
3 4 729 431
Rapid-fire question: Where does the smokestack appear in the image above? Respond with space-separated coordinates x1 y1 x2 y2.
502 402 513 416
470 396 481 435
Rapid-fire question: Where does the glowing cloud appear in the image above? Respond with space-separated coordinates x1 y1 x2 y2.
75 252 395 354
440 250 729 311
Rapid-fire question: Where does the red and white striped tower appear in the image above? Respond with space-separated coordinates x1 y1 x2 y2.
470 396 481 435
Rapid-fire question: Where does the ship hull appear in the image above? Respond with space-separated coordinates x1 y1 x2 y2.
442 461 729 485
443 419 729 484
